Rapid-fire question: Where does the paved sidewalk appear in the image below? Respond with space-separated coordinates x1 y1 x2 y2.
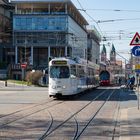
0 80 48 91
0 80 28 87
120 91 140 140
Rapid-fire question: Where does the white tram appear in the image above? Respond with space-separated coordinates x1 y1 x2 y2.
48 57 99 98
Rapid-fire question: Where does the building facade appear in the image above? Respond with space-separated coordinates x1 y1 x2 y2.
0 0 13 69
100 44 107 63
87 27 101 64
110 44 116 65
10 0 88 71
100 44 124 84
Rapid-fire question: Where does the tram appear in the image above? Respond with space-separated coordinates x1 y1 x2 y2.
48 57 99 98
99 70 110 86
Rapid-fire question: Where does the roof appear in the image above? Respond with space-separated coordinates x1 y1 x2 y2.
9 0 71 3
0 0 14 9
9 0 88 26
116 60 122 66
100 61 106 66
101 44 106 54
50 57 99 69
110 44 116 54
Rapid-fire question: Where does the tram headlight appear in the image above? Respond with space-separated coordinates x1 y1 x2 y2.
51 85 65 89
52 85 57 89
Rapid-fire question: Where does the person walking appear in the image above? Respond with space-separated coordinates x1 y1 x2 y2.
118 78 122 86
130 76 135 90
126 78 131 90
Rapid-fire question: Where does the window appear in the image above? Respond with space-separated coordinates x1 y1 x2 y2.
50 66 70 78
13 16 67 31
70 65 76 77
77 66 85 77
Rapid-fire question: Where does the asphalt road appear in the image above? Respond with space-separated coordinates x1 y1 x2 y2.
0 86 138 140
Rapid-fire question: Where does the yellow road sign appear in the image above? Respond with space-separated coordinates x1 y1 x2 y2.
135 64 140 69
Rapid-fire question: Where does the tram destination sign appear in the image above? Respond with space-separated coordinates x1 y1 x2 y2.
52 60 67 65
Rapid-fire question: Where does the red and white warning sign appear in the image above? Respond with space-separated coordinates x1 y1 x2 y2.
21 63 27 69
130 32 140 46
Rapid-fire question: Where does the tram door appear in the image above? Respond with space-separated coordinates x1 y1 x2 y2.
70 78 78 91
70 65 78 91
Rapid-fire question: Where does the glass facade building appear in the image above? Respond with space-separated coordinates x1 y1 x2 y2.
13 15 69 68
13 16 67 31
0 2 13 70
10 0 89 74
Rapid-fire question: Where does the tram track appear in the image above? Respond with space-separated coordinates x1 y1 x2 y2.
1 91 99 139
73 88 121 140
111 89 121 140
38 88 121 140
0 98 55 119
0 88 121 139
111 102 120 140
73 89 117 140
0 99 64 129
39 88 111 140
0 97 68 139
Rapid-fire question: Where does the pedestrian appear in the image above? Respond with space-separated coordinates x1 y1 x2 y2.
43 75 46 85
118 78 122 86
126 78 131 90
130 76 135 90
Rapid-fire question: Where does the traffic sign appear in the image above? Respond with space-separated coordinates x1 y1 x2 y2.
131 46 140 56
135 64 140 69
130 32 140 46
135 64 140 73
21 63 27 69
125 64 131 69
135 70 140 73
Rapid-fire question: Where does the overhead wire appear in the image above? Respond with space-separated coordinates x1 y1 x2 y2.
82 8 140 13
76 0 104 37
76 0 129 42
75 0 132 62
97 18 140 23
75 1 134 43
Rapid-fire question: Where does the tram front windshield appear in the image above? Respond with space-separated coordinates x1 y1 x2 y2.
50 66 70 78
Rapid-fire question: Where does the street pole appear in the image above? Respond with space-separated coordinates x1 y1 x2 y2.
25 37 27 63
137 73 139 110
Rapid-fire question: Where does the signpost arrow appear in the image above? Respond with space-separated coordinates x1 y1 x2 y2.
131 46 140 56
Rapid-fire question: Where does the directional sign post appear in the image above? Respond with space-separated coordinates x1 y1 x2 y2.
130 32 140 110
21 63 27 80
21 63 27 69
131 46 140 56
136 73 140 110
135 64 140 73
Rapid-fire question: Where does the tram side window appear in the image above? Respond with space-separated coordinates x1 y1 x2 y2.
87 68 90 76
70 65 76 78
89 68 94 77
77 66 85 78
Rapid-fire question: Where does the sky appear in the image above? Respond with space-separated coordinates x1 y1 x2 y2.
71 0 140 63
